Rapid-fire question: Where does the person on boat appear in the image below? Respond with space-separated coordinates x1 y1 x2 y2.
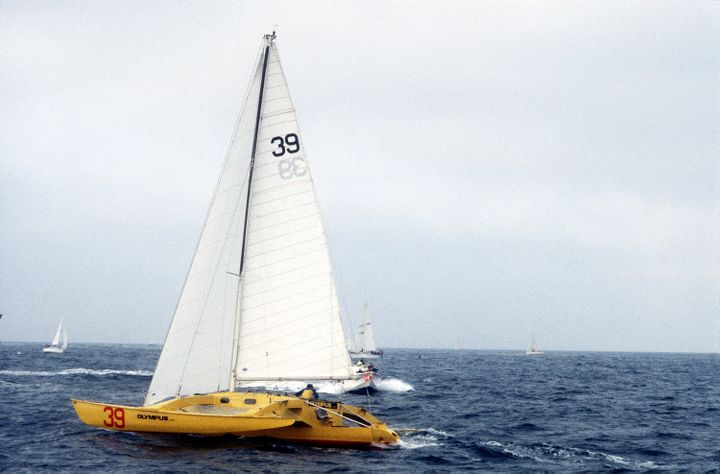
354 360 379 375
295 384 318 400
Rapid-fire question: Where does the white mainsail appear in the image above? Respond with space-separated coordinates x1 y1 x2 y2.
233 41 352 383
146 35 353 405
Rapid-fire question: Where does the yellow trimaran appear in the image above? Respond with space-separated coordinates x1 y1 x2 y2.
72 33 399 447
72 392 398 446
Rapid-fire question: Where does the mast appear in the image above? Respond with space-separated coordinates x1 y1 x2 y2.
239 32 274 276
229 32 275 390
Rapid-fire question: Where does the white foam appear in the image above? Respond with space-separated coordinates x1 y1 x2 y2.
393 427 450 449
0 368 153 377
423 427 452 437
376 377 414 392
480 440 662 468
61 368 153 376
602 453 628 465
597 452 659 469
481 440 552 463
397 434 441 449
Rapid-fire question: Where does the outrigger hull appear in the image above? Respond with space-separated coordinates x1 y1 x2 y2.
72 391 399 447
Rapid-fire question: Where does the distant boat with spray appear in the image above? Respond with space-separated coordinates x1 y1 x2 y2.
43 318 68 353
525 335 543 355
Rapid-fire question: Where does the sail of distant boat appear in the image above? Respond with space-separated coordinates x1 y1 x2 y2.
525 335 543 355
350 303 383 359
43 318 67 353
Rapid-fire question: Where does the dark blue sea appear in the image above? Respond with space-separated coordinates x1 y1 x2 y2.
1 343 718 471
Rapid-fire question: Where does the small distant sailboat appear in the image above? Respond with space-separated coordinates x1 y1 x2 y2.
43 319 68 353
350 303 383 359
525 335 543 355
72 33 398 447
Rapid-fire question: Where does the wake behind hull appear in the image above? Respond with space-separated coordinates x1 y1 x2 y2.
72 391 398 447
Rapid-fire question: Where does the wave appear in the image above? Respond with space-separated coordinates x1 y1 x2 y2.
397 436 441 450
376 377 414 392
0 368 153 377
395 427 452 449
477 440 663 469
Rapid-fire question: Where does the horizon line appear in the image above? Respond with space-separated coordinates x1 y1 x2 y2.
1 340 717 355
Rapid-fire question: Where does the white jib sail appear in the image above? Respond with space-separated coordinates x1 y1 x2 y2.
234 41 354 383
145 45 263 406
145 36 353 405
357 303 376 352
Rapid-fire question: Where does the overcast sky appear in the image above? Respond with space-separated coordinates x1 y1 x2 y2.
1 1 718 352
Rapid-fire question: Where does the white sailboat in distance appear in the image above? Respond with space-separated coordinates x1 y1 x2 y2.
525 335 544 355
43 318 68 353
350 303 383 359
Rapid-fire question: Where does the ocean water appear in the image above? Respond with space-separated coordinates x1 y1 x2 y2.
0 343 718 471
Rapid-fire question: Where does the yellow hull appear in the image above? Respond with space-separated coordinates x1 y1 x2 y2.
72 391 399 447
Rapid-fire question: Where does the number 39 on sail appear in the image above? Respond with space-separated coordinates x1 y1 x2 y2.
72 33 399 447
